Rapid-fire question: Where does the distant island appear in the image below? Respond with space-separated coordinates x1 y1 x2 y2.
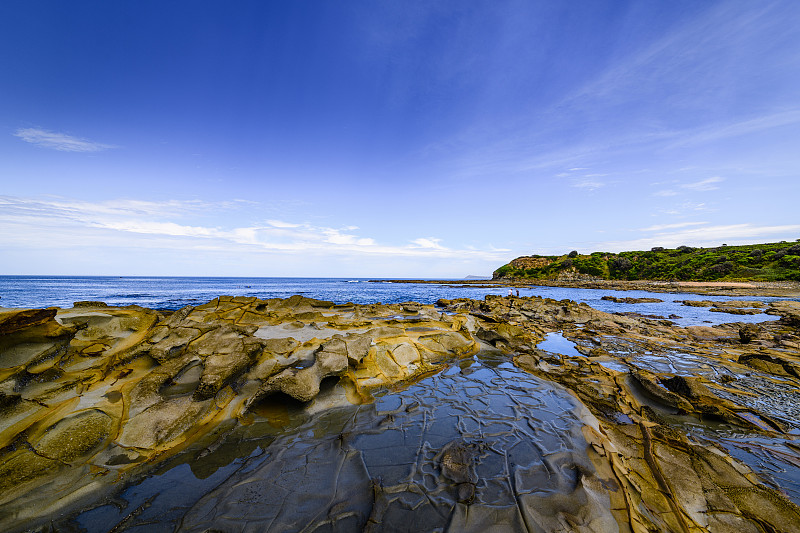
493 241 800 282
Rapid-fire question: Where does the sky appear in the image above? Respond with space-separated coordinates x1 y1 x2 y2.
1 1 799 277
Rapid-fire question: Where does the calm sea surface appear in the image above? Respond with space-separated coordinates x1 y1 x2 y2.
0 275 786 327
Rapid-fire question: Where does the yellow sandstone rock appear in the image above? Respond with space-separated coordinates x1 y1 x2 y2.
1 294 799 532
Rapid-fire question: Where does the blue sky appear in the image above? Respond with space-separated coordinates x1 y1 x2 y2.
1 1 799 277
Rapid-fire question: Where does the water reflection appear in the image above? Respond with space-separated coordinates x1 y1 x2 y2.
74 351 610 532
536 332 583 358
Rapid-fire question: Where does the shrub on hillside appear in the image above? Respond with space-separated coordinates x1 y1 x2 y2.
706 261 734 277
611 257 633 272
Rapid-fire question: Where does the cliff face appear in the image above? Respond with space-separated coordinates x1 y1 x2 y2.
494 241 800 281
508 256 554 270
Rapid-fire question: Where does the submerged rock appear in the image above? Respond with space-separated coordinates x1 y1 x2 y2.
438 439 482 503
601 295 663 303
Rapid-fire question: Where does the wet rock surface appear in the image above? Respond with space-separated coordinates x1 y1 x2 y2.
601 295 663 304
173 353 610 533
1 293 799 531
677 299 767 316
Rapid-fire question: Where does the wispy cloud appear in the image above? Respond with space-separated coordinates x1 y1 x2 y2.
595 223 800 252
664 110 800 150
410 238 445 249
640 221 708 232
555 3 783 113
651 177 724 199
0 195 509 262
682 176 724 191
653 189 678 197
658 201 712 216
13 128 116 152
0 196 241 221
441 4 800 183
266 219 301 228
572 179 605 191
550 168 609 191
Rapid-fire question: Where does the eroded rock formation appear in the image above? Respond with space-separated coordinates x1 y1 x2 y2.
1 293 800 531
440 294 800 532
0 296 478 530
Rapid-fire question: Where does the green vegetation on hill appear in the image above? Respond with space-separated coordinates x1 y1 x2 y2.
493 241 800 282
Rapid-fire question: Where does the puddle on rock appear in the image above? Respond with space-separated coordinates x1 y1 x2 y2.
595 359 630 373
536 331 583 358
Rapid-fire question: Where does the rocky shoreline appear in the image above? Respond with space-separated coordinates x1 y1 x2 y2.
2 293 800 531
372 278 800 297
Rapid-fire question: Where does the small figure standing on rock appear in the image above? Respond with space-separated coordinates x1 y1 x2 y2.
516 289 520 297
508 289 513 297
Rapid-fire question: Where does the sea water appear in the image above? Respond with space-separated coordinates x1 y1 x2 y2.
0 275 784 327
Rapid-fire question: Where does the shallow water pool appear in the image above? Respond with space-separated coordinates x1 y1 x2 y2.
73 351 614 532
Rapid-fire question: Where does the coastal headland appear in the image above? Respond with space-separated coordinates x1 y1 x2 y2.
484 241 800 298
373 241 800 298
2 293 800 531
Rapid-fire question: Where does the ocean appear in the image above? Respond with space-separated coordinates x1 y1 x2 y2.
0 275 784 327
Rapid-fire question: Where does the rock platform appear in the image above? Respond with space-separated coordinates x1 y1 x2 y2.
1 294 800 531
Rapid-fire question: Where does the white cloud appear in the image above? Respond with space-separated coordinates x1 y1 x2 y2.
410 238 445 249
572 179 605 190
665 109 800 149
640 221 707 232
595 223 800 252
323 229 376 246
653 200 715 218
653 189 678 197
0 196 246 224
266 219 301 228
94 220 219 238
487 244 512 252
14 128 116 152
554 3 786 116
0 195 509 265
682 176 724 191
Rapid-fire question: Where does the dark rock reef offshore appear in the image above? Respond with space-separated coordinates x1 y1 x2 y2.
1 294 800 531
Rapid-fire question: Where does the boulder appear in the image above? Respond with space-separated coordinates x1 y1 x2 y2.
739 324 761 344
